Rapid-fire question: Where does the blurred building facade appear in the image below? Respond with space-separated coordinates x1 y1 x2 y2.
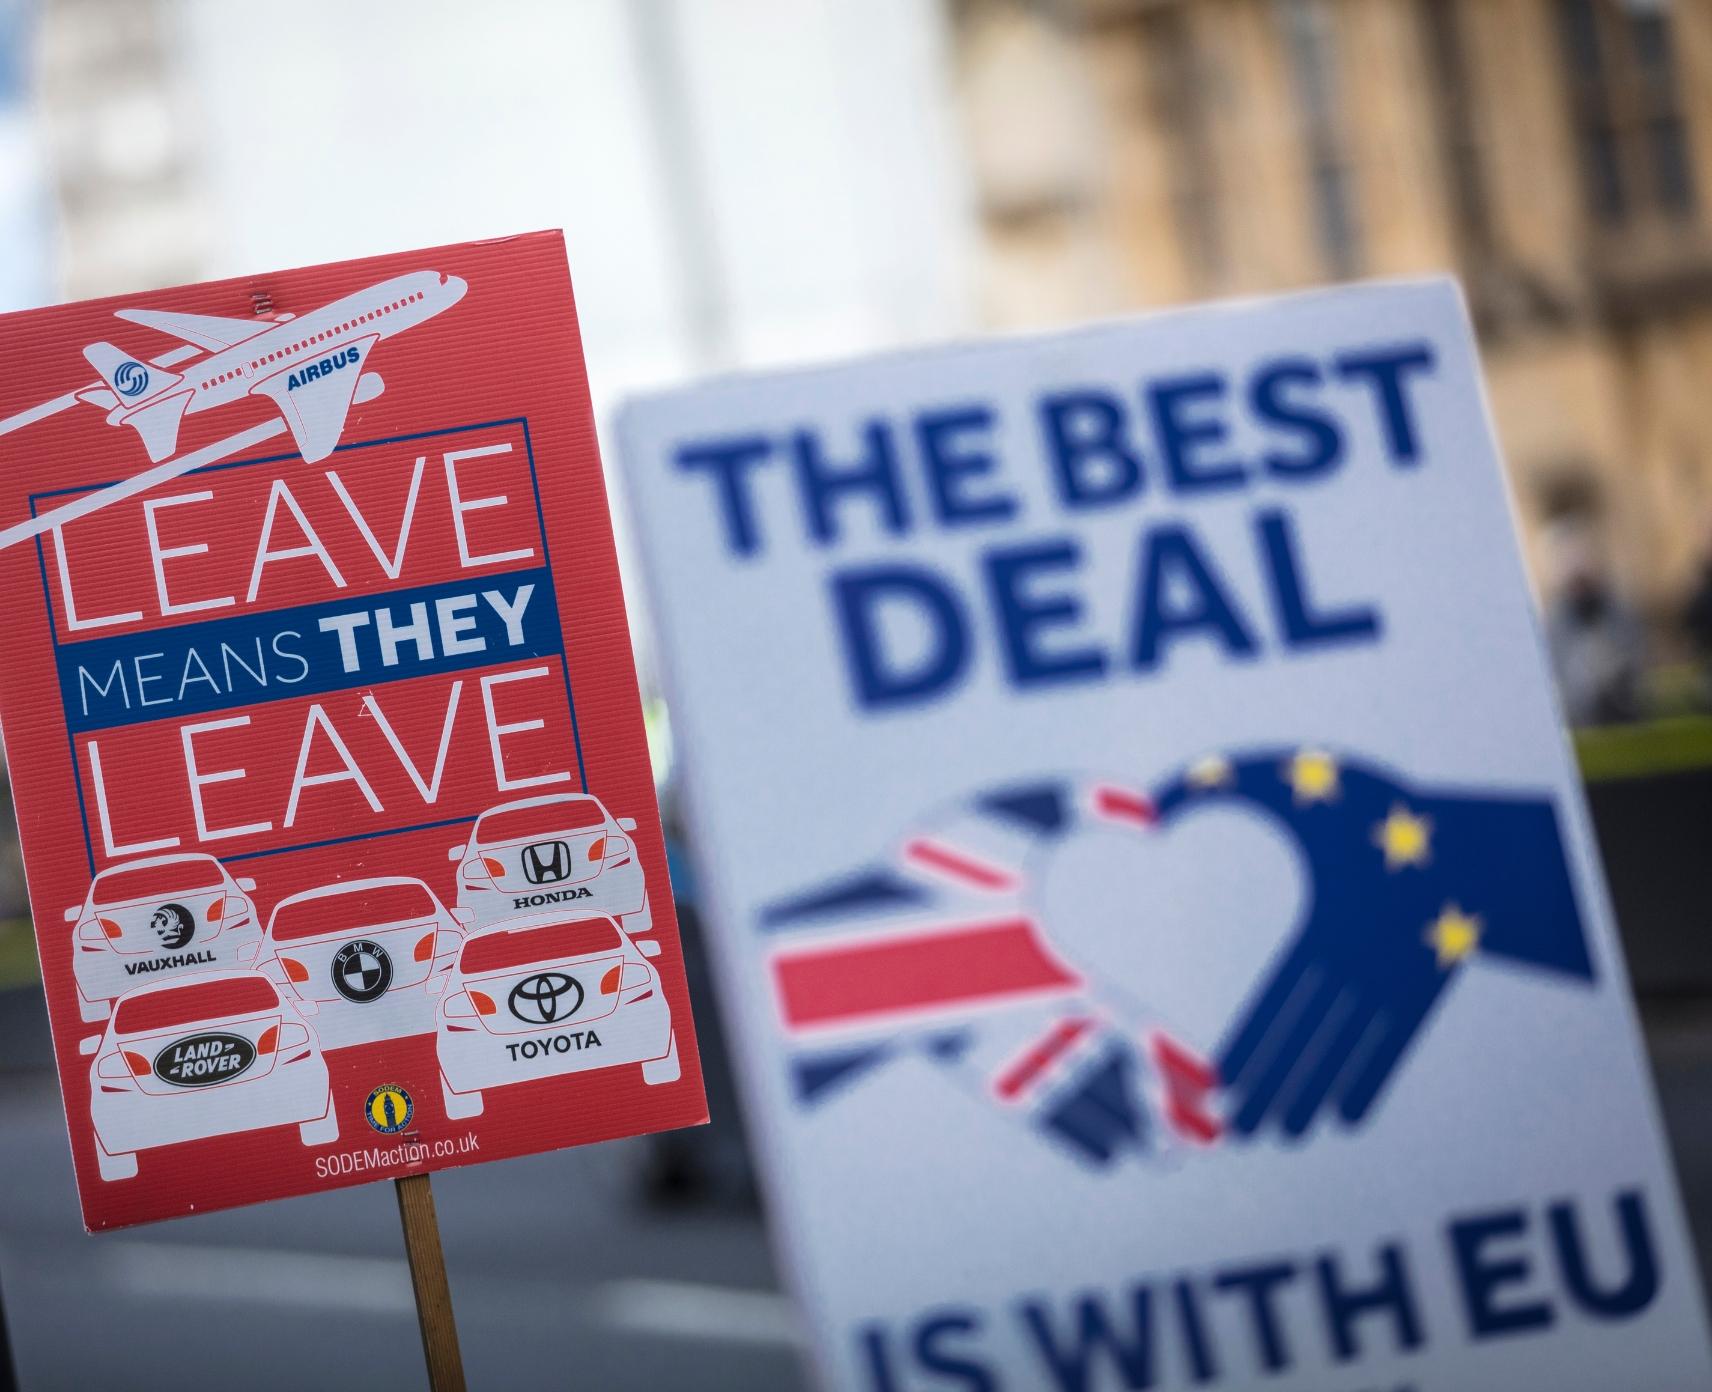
34 0 201 299
952 0 1712 626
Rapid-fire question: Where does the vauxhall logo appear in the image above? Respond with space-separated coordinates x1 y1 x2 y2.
522 841 573 885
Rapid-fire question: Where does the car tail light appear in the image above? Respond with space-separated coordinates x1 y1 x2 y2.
78 920 107 944
99 917 123 940
587 837 606 862
481 856 505 877
257 1025 279 1055
468 990 496 1016
281 957 309 983
96 1051 136 1080
208 897 225 921
415 931 436 963
124 1050 150 1077
606 963 652 996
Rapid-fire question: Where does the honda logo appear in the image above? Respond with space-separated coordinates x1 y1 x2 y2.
522 840 572 884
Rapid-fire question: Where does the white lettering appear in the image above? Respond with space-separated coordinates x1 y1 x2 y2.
479 666 571 791
445 443 534 568
143 490 234 615
247 479 348 602
180 716 271 842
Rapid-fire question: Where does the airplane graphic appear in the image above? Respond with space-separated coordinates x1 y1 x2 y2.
0 270 467 553
76 270 466 466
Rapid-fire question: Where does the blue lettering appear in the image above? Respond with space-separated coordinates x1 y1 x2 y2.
1257 508 1381 651
1316 1243 1422 1362
673 435 774 558
917 405 1016 528
1450 1207 1555 1339
1040 390 1144 510
1148 373 1246 494
1211 1262 1297 1374
1020 1289 1153 1392
1251 358 1344 478
1335 343 1436 465
1131 525 1258 669
984 540 1106 689
832 564 969 711
856 1324 903 1392
793 421 910 547
1551 1189 1659 1320
914 1312 995 1392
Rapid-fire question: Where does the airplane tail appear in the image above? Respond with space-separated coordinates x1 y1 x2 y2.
82 342 181 406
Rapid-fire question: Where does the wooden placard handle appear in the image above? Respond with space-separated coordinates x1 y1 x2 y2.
395 1173 468 1391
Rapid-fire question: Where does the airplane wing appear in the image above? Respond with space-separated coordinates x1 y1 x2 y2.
113 308 272 353
248 337 376 464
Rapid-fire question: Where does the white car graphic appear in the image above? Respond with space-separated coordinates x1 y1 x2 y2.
67 853 260 1023
254 878 467 1050
437 912 680 1119
84 971 337 1181
450 794 654 938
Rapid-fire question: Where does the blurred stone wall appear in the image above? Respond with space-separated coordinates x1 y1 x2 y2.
950 0 1712 626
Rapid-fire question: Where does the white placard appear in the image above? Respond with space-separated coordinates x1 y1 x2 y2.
619 280 1712 1392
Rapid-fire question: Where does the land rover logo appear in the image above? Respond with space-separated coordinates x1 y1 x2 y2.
508 971 582 1025
522 841 572 885
155 1032 255 1087
332 940 393 1003
150 902 196 951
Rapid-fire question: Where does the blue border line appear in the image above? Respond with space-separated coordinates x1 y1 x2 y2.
521 416 588 794
30 494 97 872
220 813 480 864
32 417 587 875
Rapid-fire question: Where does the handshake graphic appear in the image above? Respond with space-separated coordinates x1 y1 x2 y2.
761 747 1598 1169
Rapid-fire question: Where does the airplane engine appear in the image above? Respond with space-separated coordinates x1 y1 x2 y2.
354 372 384 405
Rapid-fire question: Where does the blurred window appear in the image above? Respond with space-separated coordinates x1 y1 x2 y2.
1139 8 1224 286
1418 0 1492 262
1276 0 1361 278
1554 0 1696 226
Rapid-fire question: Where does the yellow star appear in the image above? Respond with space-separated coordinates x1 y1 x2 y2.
1373 804 1432 869
1286 749 1340 805
1187 754 1233 789
1426 904 1482 968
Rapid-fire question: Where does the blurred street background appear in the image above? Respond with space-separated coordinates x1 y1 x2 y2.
4 0 1712 1387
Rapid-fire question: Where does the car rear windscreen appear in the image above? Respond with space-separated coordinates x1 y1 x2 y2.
476 798 605 843
460 917 621 974
115 976 279 1033
269 881 439 942
94 858 225 904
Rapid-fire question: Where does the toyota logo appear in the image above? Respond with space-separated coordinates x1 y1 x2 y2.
113 360 149 397
508 971 583 1024
521 841 572 885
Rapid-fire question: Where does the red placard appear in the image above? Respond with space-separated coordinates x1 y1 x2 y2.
0 232 706 1230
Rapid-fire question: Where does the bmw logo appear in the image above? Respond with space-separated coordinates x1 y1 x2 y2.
365 1084 413 1135
332 939 393 1003
113 360 149 397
